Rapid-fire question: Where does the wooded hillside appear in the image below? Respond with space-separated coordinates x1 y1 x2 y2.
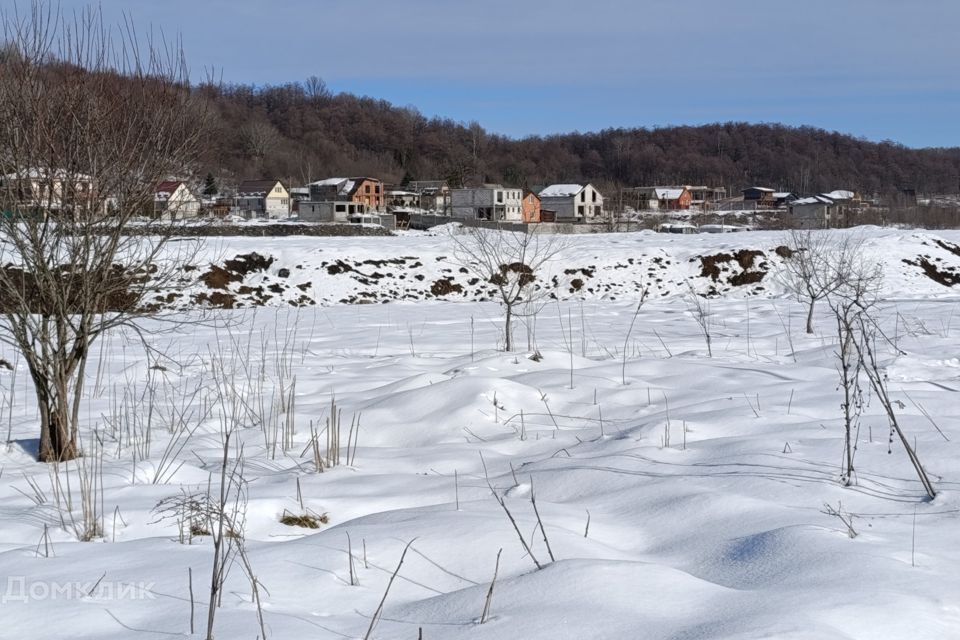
201 80 960 195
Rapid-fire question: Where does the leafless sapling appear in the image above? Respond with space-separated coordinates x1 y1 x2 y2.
451 224 564 352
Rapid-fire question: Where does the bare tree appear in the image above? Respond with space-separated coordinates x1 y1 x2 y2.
778 230 867 334
303 75 330 100
0 3 208 461
239 121 280 169
451 224 563 352
827 261 880 486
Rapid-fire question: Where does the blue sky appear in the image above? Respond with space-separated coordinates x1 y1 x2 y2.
52 0 960 147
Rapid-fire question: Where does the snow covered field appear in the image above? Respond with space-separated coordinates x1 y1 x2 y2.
2 227 960 639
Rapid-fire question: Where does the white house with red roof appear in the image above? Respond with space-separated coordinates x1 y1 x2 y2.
153 181 200 219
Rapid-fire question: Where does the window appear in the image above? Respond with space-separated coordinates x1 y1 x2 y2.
336 204 346 212
592 191 597 202
581 192 586 202
375 185 381 193
497 191 503 203
578 205 584 215
365 185 371 194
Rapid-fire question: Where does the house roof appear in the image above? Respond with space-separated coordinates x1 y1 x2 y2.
539 184 585 198
310 177 381 197
823 189 854 200
310 178 356 196
792 195 834 205
743 186 775 193
654 188 686 200
237 179 284 196
155 181 183 197
773 192 795 199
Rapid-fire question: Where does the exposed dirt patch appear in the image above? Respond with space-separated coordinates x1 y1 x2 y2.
775 245 794 259
430 278 463 296
904 257 960 287
326 260 354 275
698 249 768 287
491 262 534 287
699 252 734 280
223 252 274 276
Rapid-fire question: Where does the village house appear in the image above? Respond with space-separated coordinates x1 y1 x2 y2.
522 190 541 223
309 177 385 210
741 186 776 206
538 183 603 222
685 186 727 208
788 190 856 228
450 185 523 221
773 192 798 207
234 179 291 218
406 180 451 212
288 187 310 214
653 187 692 210
0 168 99 215
154 181 200 219
386 189 420 209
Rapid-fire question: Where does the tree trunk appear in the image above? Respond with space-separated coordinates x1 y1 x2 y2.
504 305 513 352
34 364 81 462
39 404 79 462
806 299 816 334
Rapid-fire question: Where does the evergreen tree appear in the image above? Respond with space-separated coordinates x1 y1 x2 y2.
203 172 218 196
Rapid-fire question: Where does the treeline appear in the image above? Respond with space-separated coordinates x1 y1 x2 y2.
193 79 960 196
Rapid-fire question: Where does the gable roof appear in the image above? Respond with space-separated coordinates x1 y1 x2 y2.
310 177 381 197
309 178 355 197
155 181 187 201
823 189 854 200
654 187 686 200
539 184 585 198
156 180 183 195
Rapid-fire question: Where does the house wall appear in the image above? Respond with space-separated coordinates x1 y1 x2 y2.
660 190 692 210
299 201 369 223
451 187 522 220
789 203 828 229
264 182 290 218
159 184 200 220
350 178 384 210
542 185 603 222
522 193 541 223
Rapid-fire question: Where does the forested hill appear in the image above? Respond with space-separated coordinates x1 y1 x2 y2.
199 80 960 195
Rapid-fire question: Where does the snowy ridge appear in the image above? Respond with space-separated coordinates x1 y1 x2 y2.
152 228 960 310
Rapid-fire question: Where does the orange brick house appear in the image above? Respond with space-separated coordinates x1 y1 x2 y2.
522 190 541 223
308 177 384 210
